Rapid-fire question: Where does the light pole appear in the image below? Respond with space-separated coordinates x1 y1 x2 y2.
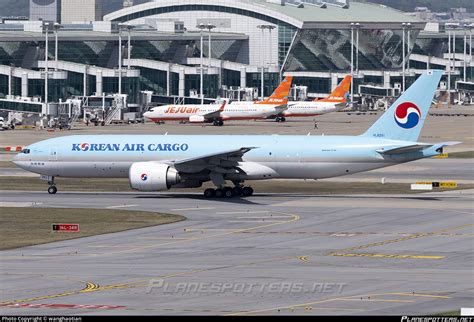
125 25 134 70
205 23 216 68
53 23 61 71
406 23 412 72
446 23 459 106
118 25 123 95
350 23 354 103
196 23 208 104
43 22 50 105
355 23 360 74
257 24 275 99
402 22 407 92
463 24 467 82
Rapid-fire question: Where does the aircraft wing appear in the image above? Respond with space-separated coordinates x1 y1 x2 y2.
169 147 257 173
198 101 227 120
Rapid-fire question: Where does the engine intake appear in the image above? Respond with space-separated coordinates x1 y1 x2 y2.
129 162 180 191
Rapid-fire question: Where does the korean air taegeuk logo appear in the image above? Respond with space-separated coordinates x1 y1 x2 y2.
394 102 421 129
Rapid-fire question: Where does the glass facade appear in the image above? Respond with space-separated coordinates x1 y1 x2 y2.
246 72 279 97
185 74 218 98
285 29 419 72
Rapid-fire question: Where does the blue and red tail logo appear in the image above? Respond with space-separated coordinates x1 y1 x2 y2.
394 102 421 129
141 173 148 181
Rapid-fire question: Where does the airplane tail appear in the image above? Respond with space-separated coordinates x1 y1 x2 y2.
317 75 352 103
361 70 443 142
256 76 293 105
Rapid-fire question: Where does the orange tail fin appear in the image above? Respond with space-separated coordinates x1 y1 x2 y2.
317 75 352 103
256 76 293 105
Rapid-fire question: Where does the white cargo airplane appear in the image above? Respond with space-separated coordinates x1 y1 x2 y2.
272 75 352 122
14 71 457 198
143 76 293 126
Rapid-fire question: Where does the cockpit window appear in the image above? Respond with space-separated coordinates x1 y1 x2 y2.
21 149 31 154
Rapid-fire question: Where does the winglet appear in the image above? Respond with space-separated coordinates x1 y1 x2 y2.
256 76 293 105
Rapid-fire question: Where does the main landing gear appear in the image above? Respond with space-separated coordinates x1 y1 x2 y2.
203 186 254 199
212 120 224 126
47 177 57 194
275 116 286 123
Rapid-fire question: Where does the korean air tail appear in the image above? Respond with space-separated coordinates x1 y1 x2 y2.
362 70 443 142
317 75 352 103
256 76 293 105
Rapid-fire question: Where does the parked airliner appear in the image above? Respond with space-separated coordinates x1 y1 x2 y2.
143 76 293 126
14 70 456 198
272 75 352 122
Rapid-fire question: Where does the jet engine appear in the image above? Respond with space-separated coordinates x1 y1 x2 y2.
129 162 180 191
189 115 205 123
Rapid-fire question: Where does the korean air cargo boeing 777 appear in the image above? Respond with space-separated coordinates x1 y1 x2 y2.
13 70 457 198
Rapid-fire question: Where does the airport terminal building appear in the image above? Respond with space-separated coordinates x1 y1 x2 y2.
0 0 472 112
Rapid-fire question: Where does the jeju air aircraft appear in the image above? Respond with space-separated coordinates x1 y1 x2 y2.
143 76 293 126
14 70 458 199
272 75 352 122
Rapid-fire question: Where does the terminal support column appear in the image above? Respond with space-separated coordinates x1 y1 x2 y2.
331 74 338 92
8 66 12 96
21 72 28 97
240 67 246 89
179 68 185 97
83 66 88 96
96 71 103 96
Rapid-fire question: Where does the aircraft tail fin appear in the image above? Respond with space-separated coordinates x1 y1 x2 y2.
362 70 443 142
317 75 352 103
256 76 293 105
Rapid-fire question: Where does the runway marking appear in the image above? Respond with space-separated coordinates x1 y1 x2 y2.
106 204 137 209
298 256 309 262
84 211 299 256
236 216 293 219
137 236 192 240
0 282 99 305
225 291 452 316
170 207 215 211
0 254 302 306
228 220 286 223
389 293 452 299
216 211 270 215
329 253 445 260
334 298 415 303
327 223 473 259
0 303 125 310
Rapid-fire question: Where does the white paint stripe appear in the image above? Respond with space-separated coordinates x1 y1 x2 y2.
171 207 215 211
216 211 270 215
106 204 138 209
228 220 286 223
237 216 293 219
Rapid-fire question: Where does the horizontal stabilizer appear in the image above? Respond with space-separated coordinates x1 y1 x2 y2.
376 144 432 155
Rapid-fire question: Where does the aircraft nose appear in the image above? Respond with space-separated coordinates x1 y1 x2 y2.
143 111 152 119
12 153 21 166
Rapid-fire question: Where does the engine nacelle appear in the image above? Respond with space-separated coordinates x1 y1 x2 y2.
129 162 180 191
189 115 205 123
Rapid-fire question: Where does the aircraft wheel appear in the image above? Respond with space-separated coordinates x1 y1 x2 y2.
218 120 224 126
232 187 243 197
204 188 215 198
223 187 234 198
242 187 254 197
215 188 224 198
213 120 220 126
280 117 286 122
48 186 58 195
